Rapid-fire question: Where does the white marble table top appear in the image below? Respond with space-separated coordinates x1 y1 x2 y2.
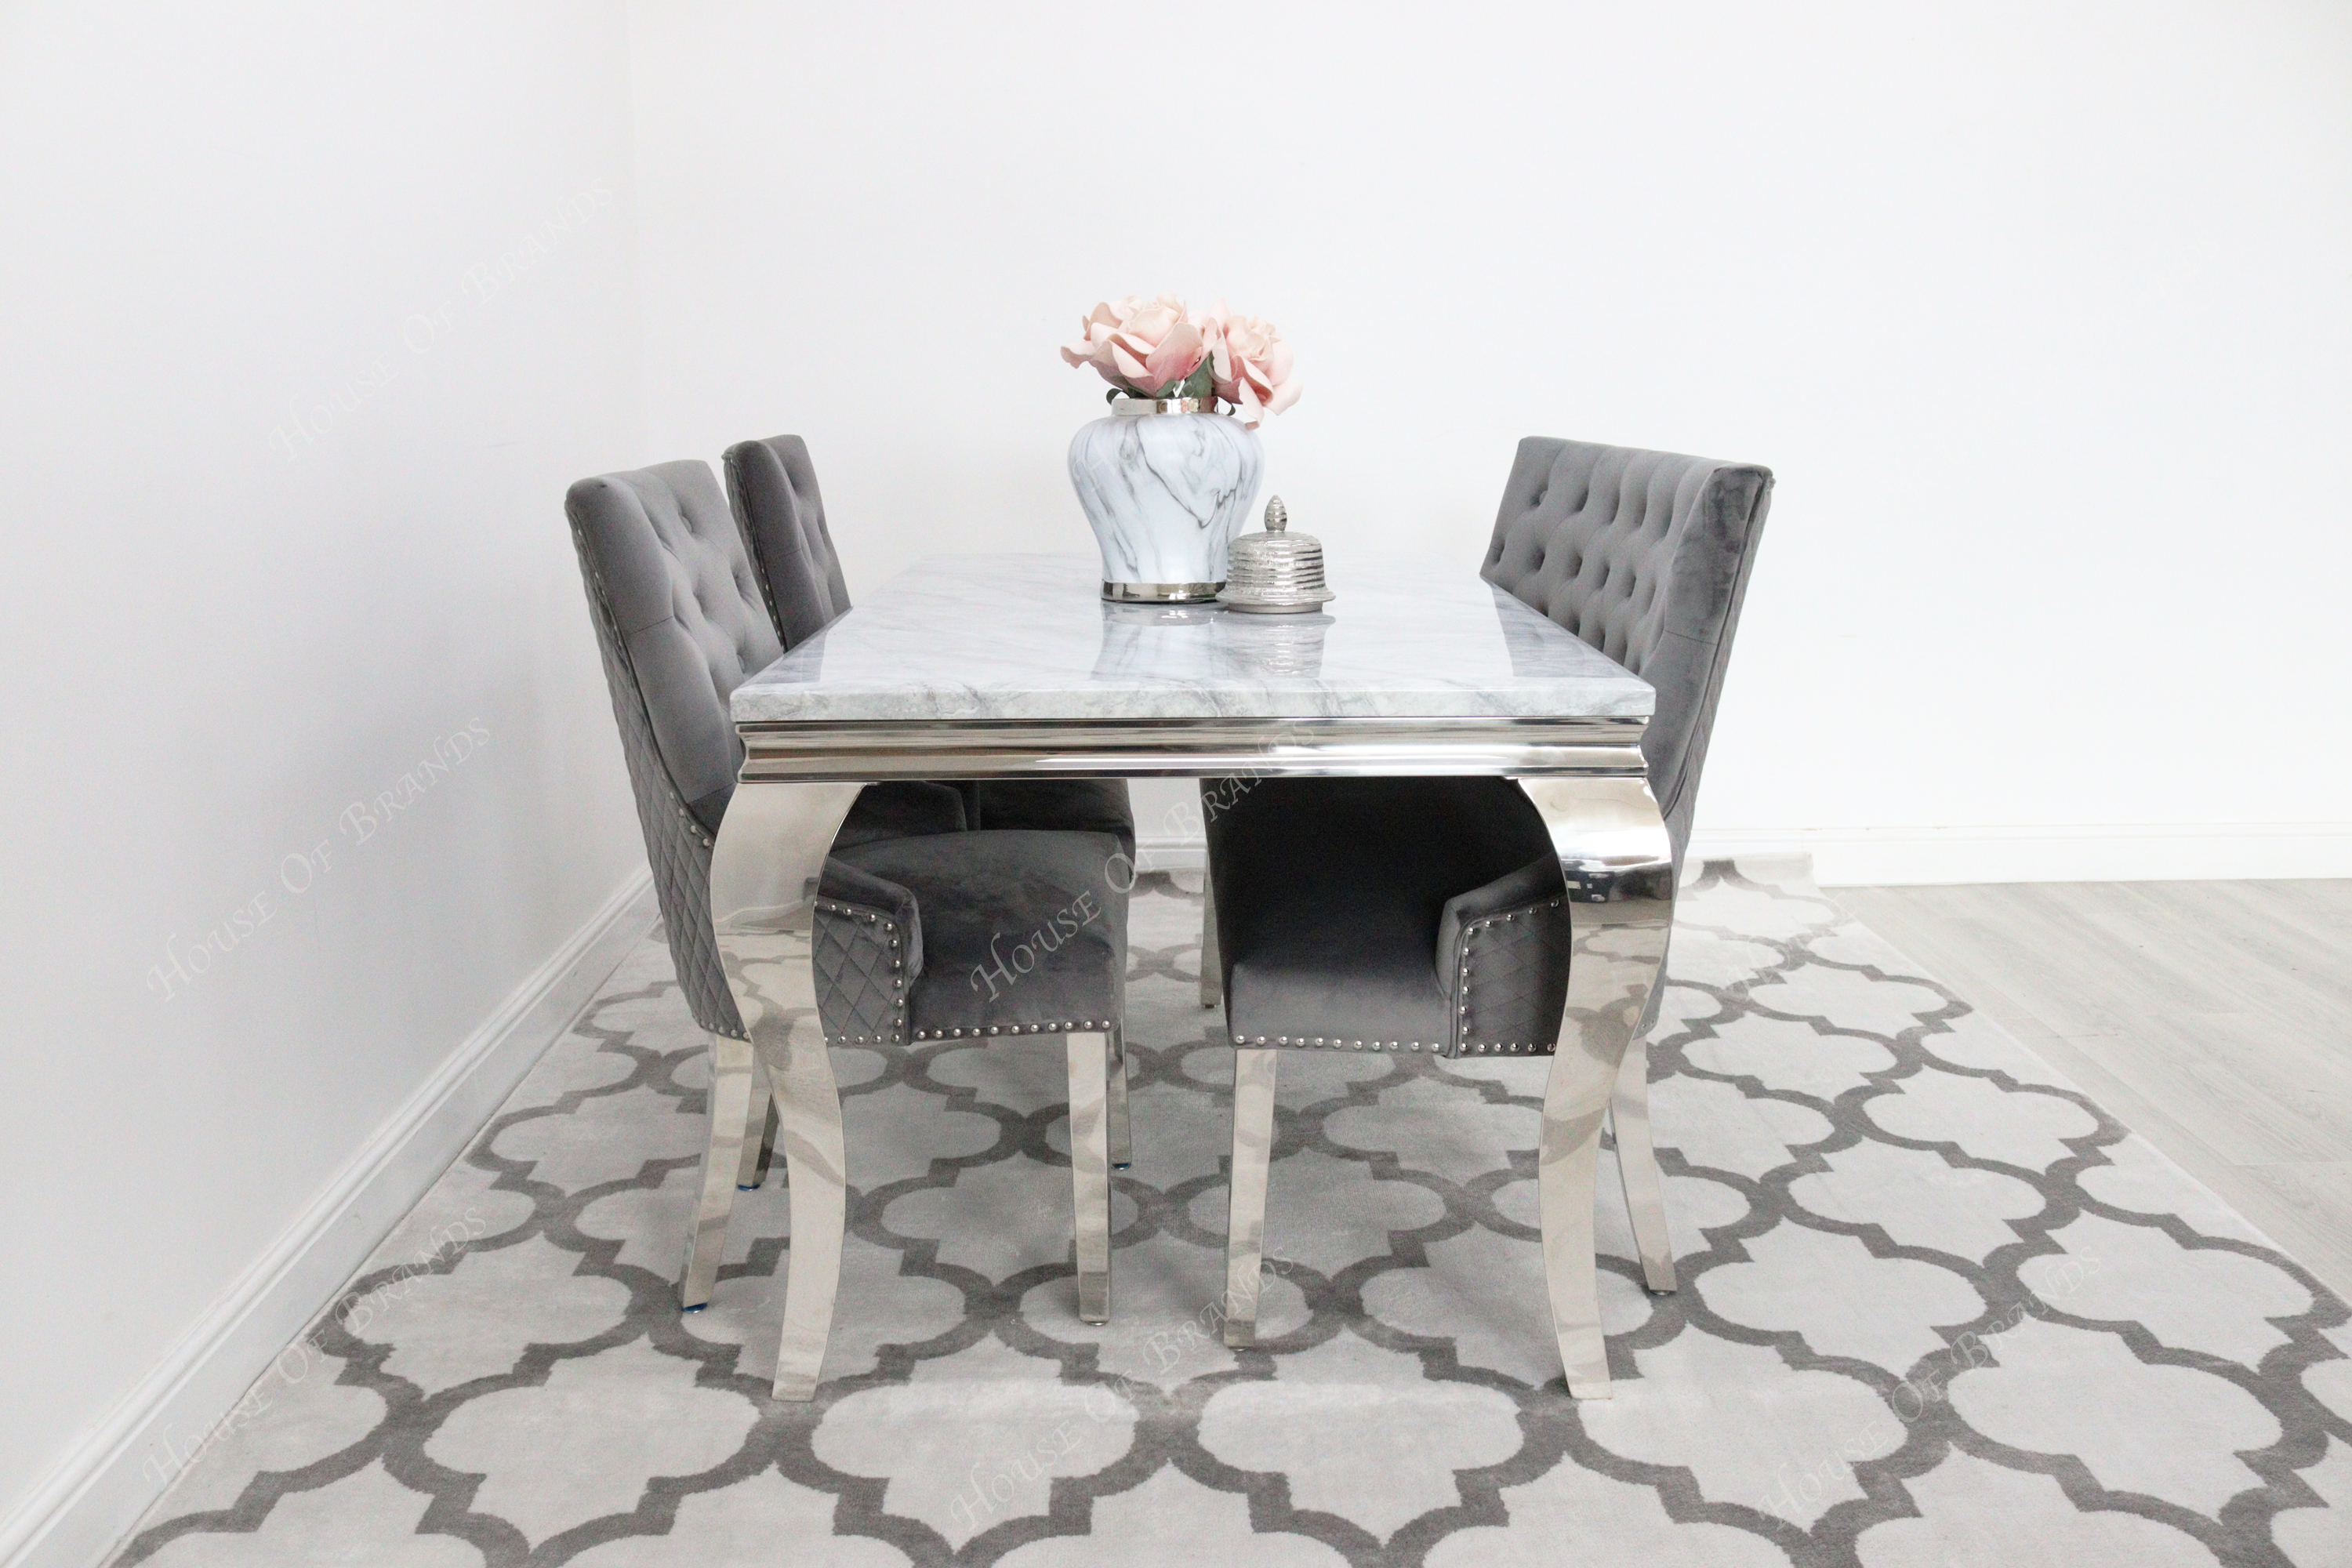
731 552 1652 725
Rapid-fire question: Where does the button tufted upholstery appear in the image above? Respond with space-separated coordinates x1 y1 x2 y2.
565 459 1129 1046
570 461 784 830
1481 437 1773 866
721 434 851 651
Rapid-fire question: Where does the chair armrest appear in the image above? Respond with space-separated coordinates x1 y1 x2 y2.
813 857 924 1045
1436 855 1571 1054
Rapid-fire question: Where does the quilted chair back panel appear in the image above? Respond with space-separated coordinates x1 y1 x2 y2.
564 459 784 1036
724 434 852 650
1482 438 1773 863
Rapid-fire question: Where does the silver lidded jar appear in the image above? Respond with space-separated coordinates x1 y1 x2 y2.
1216 496 1334 614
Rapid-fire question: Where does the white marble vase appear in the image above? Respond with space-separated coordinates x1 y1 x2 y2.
1068 403 1263 601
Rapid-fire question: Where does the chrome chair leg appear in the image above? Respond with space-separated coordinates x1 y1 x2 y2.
1612 1034 1677 1292
1066 1031 1113 1324
1200 869 1222 1009
682 1030 756 1309
1106 1026 1133 1171
735 1054 779 1190
757 1014 847 1401
1222 1047 1279 1346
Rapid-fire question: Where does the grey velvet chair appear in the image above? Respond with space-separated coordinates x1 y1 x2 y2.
565 459 1132 1393
1201 437 1772 1376
724 433 1141 1165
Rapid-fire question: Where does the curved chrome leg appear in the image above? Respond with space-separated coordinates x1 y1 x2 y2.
1105 1026 1132 1171
1612 1036 1677 1292
762 1015 845 1400
682 1030 755 1309
1519 776 1675 1399
710 779 861 1401
1065 1031 1113 1323
735 1055 778 1190
1200 870 1222 1010
1222 1047 1279 1347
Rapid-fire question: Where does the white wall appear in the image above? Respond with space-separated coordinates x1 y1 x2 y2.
625 0 2352 883
0 4 649 1559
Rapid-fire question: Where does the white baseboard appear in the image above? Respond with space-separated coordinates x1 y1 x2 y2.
1 869 656 1568
1688 823 2352 887
1143 822 2352 887
1134 835 1205 873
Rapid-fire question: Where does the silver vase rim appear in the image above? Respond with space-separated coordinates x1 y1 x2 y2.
1101 579 1225 603
1109 394 1226 418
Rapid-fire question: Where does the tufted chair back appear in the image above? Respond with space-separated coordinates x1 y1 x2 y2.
565 459 786 1037
723 435 851 649
1483 439 1773 867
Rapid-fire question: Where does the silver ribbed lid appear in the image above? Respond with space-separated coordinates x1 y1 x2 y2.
1218 497 1334 614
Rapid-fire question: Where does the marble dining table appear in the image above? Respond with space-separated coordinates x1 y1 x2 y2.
711 550 1678 1402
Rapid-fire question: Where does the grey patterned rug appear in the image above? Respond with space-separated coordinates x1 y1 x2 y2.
116 860 2352 1566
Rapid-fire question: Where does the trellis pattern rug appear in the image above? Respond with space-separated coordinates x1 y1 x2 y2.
115 860 2352 1566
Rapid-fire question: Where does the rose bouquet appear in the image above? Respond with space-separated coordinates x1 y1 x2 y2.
1061 295 1301 427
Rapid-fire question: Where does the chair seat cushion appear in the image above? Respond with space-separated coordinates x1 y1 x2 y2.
1205 777 1563 1054
834 829 1127 1040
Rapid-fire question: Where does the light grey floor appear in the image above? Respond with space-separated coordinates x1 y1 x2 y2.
1831 877 2352 1307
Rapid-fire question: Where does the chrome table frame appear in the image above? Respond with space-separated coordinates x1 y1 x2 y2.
709 713 1677 1401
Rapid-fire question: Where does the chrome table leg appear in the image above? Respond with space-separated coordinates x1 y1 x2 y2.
1612 1036 1677 1292
1222 1047 1279 1347
710 779 861 1401
1066 1031 1113 1323
681 1030 755 1309
1519 776 1675 1398
1105 1026 1132 1171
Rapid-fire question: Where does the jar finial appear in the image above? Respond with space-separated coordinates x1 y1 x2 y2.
1264 495 1287 533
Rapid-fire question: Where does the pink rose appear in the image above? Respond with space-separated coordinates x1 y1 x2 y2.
1060 295 1210 396
1203 305 1301 427
1061 294 1302 422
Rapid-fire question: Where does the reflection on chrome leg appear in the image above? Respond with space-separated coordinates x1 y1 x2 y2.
1223 1047 1279 1347
1200 872 1221 1009
1612 1036 1677 1293
1066 1031 1113 1323
681 1030 754 1310
1106 1026 1132 1171
753 1098 780 1189
735 1054 777 1190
